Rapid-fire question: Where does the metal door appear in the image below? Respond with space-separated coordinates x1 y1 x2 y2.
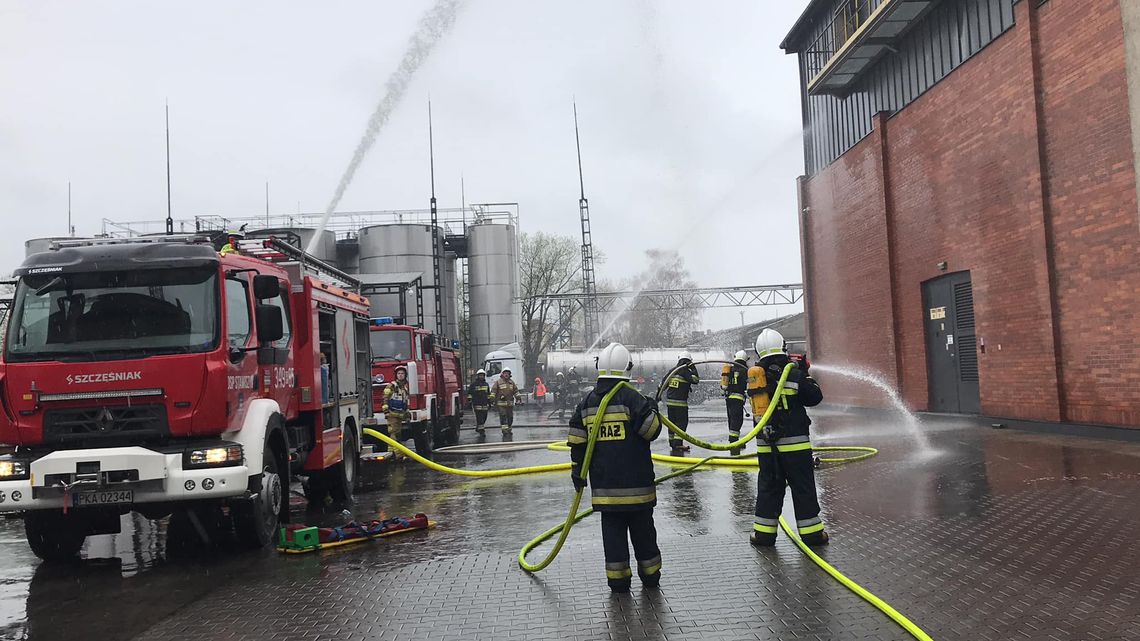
922 272 980 413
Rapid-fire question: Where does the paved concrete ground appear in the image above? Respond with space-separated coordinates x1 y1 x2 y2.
1 402 1139 640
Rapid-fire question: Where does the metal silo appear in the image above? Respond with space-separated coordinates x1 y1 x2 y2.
467 223 520 367
358 224 453 336
246 227 336 265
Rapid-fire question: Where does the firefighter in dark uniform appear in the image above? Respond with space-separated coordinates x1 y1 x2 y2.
467 369 491 434
551 371 568 419
567 342 663 593
721 350 750 456
567 366 582 390
747 329 828 547
665 351 699 456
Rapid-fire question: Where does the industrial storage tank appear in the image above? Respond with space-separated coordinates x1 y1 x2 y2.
336 237 360 275
467 223 520 370
246 227 336 265
358 224 455 338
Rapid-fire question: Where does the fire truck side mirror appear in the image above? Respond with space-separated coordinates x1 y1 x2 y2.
423 335 435 355
253 274 281 300
255 304 284 343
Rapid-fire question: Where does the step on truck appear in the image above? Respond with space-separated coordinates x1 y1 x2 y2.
369 318 463 456
0 235 374 560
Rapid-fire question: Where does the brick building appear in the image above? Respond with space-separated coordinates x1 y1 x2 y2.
782 0 1140 428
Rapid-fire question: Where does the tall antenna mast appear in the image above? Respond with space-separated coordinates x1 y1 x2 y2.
574 101 600 346
67 181 73 237
165 102 173 235
428 100 444 337
265 181 270 226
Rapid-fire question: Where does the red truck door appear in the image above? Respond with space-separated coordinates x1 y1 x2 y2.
223 274 258 430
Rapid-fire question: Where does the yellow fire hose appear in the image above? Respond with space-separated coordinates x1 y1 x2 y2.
363 363 933 641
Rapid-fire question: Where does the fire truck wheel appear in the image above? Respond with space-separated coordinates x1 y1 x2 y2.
413 422 433 458
24 511 86 562
328 425 358 503
234 430 288 548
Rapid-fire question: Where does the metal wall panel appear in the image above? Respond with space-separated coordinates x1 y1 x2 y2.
799 0 1017 176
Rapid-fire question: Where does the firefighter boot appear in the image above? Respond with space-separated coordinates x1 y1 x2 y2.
608 577 631 594
800 530 830 546
750 532 777 547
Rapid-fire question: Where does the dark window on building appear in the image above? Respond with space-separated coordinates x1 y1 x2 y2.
796 0 1017 176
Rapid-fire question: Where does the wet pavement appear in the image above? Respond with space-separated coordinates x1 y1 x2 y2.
2 401 1140 640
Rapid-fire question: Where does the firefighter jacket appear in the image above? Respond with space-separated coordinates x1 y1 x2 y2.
721 361 748 402
490 377 519 408
665 364 700 407
467 379 491 410
383 381 411 418
567 379 662 512
746 356 823 445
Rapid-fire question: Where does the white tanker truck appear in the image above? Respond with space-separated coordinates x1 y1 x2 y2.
481 346 727 405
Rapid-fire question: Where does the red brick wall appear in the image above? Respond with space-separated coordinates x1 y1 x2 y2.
798 0 1140 427
1037 0 1140 426
800 129 900 408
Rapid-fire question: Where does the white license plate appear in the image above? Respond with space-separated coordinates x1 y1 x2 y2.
74 489 133 507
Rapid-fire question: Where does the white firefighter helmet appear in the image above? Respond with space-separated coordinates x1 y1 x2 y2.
596 342 633 380
734 350 748 363
755 329 786 360
502 367 512 375
678 350 693 363
476 369 486 376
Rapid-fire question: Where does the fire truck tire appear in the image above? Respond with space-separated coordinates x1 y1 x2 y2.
24 511 86 562
234 427 288 548
413 422 433 457
328 423 358 503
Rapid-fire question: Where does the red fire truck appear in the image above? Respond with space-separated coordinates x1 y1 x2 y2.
0 235 373 560
369 318 463 455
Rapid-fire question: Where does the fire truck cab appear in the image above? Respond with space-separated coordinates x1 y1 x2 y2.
369 319 463 456
0 235 373 560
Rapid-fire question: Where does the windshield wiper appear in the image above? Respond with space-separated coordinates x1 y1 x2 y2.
33 276 65 296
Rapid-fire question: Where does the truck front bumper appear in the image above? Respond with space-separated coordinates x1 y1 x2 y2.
0 445 250 512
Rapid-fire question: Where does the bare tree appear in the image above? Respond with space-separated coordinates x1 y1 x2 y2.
519 232 582 379
614 249 701 347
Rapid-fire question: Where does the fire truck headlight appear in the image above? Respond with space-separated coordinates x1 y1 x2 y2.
372 374 385 384
185 445 244 469
0 460 28 480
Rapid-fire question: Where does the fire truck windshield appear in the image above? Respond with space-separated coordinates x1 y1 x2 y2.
4 267 220 362
370 329 412 362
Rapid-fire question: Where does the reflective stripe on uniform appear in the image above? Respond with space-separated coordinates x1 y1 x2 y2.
583 405 631 421
591 487 656 505
727 393 746 401
798 522 825 535
598 370 628 377
783 380 799 390
637 413 660 440
729 431 740 439
753 516 779 534
605 561 632 579
665 400 688 407
567 426 589 444
638 554 662 576
756 436 813 453
797 516 822 528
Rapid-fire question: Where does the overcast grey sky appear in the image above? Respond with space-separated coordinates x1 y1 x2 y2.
0 1 810 329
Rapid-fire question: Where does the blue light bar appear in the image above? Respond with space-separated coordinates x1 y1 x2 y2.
371 317 394 326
